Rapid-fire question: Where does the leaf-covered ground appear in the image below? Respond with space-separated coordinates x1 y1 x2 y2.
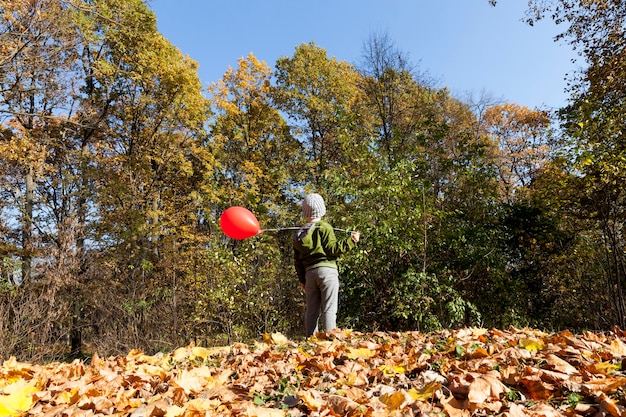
2 327 626 416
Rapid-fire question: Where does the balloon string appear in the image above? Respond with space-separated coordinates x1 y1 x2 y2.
260 227 299 232
260 226 354 234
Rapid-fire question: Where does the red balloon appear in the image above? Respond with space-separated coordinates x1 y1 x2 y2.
220 206 260 240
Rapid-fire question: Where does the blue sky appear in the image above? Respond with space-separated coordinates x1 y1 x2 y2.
148 1 580 110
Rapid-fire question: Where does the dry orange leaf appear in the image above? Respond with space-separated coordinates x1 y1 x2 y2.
379 390 406 410
297 389 323 411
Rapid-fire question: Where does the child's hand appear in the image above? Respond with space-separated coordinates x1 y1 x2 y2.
301 283 306 292
351 231 360 243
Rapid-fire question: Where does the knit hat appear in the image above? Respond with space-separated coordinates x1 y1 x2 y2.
302 193 326 219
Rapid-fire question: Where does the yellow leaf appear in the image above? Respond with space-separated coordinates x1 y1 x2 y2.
470 327 489 337
581 350 596 359
593 361 620 373
581 156 593 167
393 365 405 374
519 337 544 352
262 333 290 346
379 391 406 410
378 365 405 375
346 347 377 359
0 402 13 416
0 379 39 416
190 346 211 361
296 347 312 358
408 381 442 401
55 387 79 405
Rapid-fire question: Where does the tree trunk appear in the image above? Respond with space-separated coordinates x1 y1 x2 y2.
22 166 34 284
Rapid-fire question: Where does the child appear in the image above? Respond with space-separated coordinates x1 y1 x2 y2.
293 193 360 336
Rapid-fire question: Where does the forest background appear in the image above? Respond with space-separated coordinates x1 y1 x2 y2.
0 0 624 362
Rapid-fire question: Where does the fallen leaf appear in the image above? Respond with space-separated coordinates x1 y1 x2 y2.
184 398 221 413
0 378 40 416
346 347 377 360
441 395 471 417
519 337 545 352
502 402 529 417
407 381 441 401
164 404 184 417
526 402 561 417
171 366 214 395
379 390 406 410
590 361 620 374
263 333 290 346
378 364 405 375
520 374 555 400
544 354 578 375
609 339 626 357
297 389 323 411
327 394 362 416
245 404 287 416
598 392 623 417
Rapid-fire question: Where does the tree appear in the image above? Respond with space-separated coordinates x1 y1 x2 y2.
83 0 211 351
528 0 626 326
357 31 431 164
0 0 79 283
209 53 300 210
0 0 215 358
273 42 364 188
482 103 551 203
205 53 303 340
522 0 626 327
328 34 503 331
0 0 115 358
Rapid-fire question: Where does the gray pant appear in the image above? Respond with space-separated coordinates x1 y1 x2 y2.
305 266 339 336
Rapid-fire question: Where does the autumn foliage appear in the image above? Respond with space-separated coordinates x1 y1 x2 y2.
3 327 626 416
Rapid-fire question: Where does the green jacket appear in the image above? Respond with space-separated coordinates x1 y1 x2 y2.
293 220 356 284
